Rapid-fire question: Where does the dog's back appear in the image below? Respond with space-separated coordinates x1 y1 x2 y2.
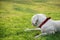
54 21 60 31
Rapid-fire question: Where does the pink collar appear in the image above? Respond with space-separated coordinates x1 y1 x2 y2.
39 17 51 28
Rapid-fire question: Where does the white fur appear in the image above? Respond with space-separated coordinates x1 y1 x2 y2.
25 14 60 38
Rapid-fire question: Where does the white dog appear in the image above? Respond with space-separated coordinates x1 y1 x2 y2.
25 14 60 38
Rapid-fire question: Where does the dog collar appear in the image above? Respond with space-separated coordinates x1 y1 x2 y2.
39 17 51 28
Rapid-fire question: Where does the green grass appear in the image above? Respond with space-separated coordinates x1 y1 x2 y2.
0 0 60 40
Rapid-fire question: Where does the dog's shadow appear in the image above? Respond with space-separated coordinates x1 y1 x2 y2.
39 32 60 40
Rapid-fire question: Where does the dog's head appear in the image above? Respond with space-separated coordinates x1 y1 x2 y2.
31 14 46 27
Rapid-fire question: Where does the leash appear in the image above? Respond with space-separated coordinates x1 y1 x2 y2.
39 17 51 28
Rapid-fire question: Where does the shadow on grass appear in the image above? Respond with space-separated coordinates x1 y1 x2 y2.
0 26 6 38
39 32 60 40
20 31 60 40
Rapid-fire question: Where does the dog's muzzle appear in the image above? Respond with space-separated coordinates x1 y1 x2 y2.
32 23 36 26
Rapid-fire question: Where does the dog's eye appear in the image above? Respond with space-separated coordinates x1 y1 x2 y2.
32 20 38 26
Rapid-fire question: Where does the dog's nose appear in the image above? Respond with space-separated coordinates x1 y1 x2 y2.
32 23 36 26
32 23 34 26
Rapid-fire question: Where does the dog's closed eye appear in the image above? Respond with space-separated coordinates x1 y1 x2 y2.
32 20 38 26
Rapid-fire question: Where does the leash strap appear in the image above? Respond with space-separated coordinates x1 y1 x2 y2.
39 17 51 28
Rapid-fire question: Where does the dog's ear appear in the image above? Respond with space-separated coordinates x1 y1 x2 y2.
39 14 46 18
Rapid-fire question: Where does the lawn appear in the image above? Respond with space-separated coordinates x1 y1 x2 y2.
0 0 60 40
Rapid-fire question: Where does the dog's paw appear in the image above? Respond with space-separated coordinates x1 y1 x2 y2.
34 35 39 38
52 31 55 34
24 28 30 31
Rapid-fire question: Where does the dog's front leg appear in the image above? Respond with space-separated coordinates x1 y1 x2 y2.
35 33 47 38
24 28 41 31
